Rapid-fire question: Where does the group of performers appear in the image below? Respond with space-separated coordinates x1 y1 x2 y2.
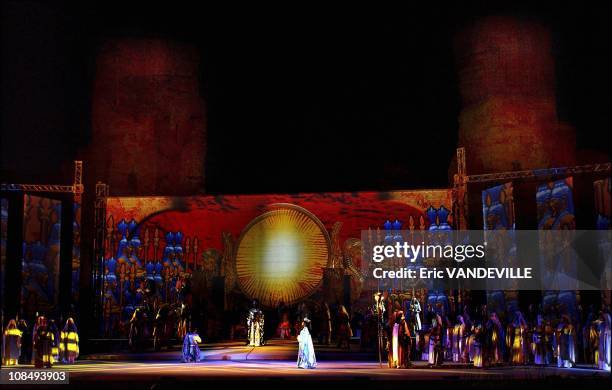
241 300 317 368
125 278 192 351
180 301 317 369
228 297 611 371
2 316 79 367
379 299 611 371
4 297 610 373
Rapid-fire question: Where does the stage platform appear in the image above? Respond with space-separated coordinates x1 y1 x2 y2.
2 360 609 390
3 340 609 389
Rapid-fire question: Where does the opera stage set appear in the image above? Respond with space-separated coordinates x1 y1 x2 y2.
1 2 611 389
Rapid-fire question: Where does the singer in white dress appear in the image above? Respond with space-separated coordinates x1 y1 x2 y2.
297 318 317 369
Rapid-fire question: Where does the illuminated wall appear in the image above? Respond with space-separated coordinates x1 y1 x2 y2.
101 189 453 336
456 17 576 174
90 38 206 196
536 178 577 322
21 195 62 319
482 183 517 320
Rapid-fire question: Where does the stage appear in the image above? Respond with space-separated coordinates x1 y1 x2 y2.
2 341 610 389
2 359 609 389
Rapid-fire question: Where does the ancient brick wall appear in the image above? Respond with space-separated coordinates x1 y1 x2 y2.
90 38 206 195
455 17 575 174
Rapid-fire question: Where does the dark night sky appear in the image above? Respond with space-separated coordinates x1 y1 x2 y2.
1 1 609 194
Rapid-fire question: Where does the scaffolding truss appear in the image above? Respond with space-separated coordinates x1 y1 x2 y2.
0 160 84 203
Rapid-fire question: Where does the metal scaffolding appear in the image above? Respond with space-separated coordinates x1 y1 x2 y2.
0 160 84 203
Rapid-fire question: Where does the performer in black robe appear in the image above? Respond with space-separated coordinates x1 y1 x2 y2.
336 305 352 350
33 316 54 368
388 311 412 368
428 314 444 366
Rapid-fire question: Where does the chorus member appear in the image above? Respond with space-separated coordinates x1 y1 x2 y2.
452 315 467 363
428 314 443 366
420 329 430 362
543 320 554 365
336 305 352 350
60 318 79 364
510 311 528 365
3 319 22 365
410 297 422 331
471 324 484 368
485 312 504 366
33 316 54 368
181 328 202 362
587 321 599 365
388 311 411 368
584 306 597 364
278 311 291 340
555 315 576 368
532 323 546 365
48 319 60 364
466 325 482 367
597 312 611 371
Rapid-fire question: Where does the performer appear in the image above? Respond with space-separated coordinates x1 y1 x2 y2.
555 315 576 368
318 302 332 345
181 328 202 362
48 319 60 364
428 314 443 366
544 319 555 365
247 300 264 347
420 329 430 362
373 292 387 365
3 319 22 366
442 312 452 361
388 311 411 368
336 305 352 350
532 323 546 365
583 305 597 364
452 315 467 363
474 325 485 368
510 311 528 365
33 316 54 368
59 318 79 364
469 324 484 368
485 312 504 366
587 320 599 365
278 311 292 340
597 311 611 371
297 317 317 369
409 296 422 332
177 302 191 340
129 307 147 351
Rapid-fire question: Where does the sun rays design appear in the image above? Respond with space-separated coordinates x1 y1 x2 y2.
235 204 330 308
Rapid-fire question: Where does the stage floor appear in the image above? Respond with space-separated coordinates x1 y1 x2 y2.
3 341 610 389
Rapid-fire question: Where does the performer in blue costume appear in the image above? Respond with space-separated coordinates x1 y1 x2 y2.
297 318 317 369
182 328 202 362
